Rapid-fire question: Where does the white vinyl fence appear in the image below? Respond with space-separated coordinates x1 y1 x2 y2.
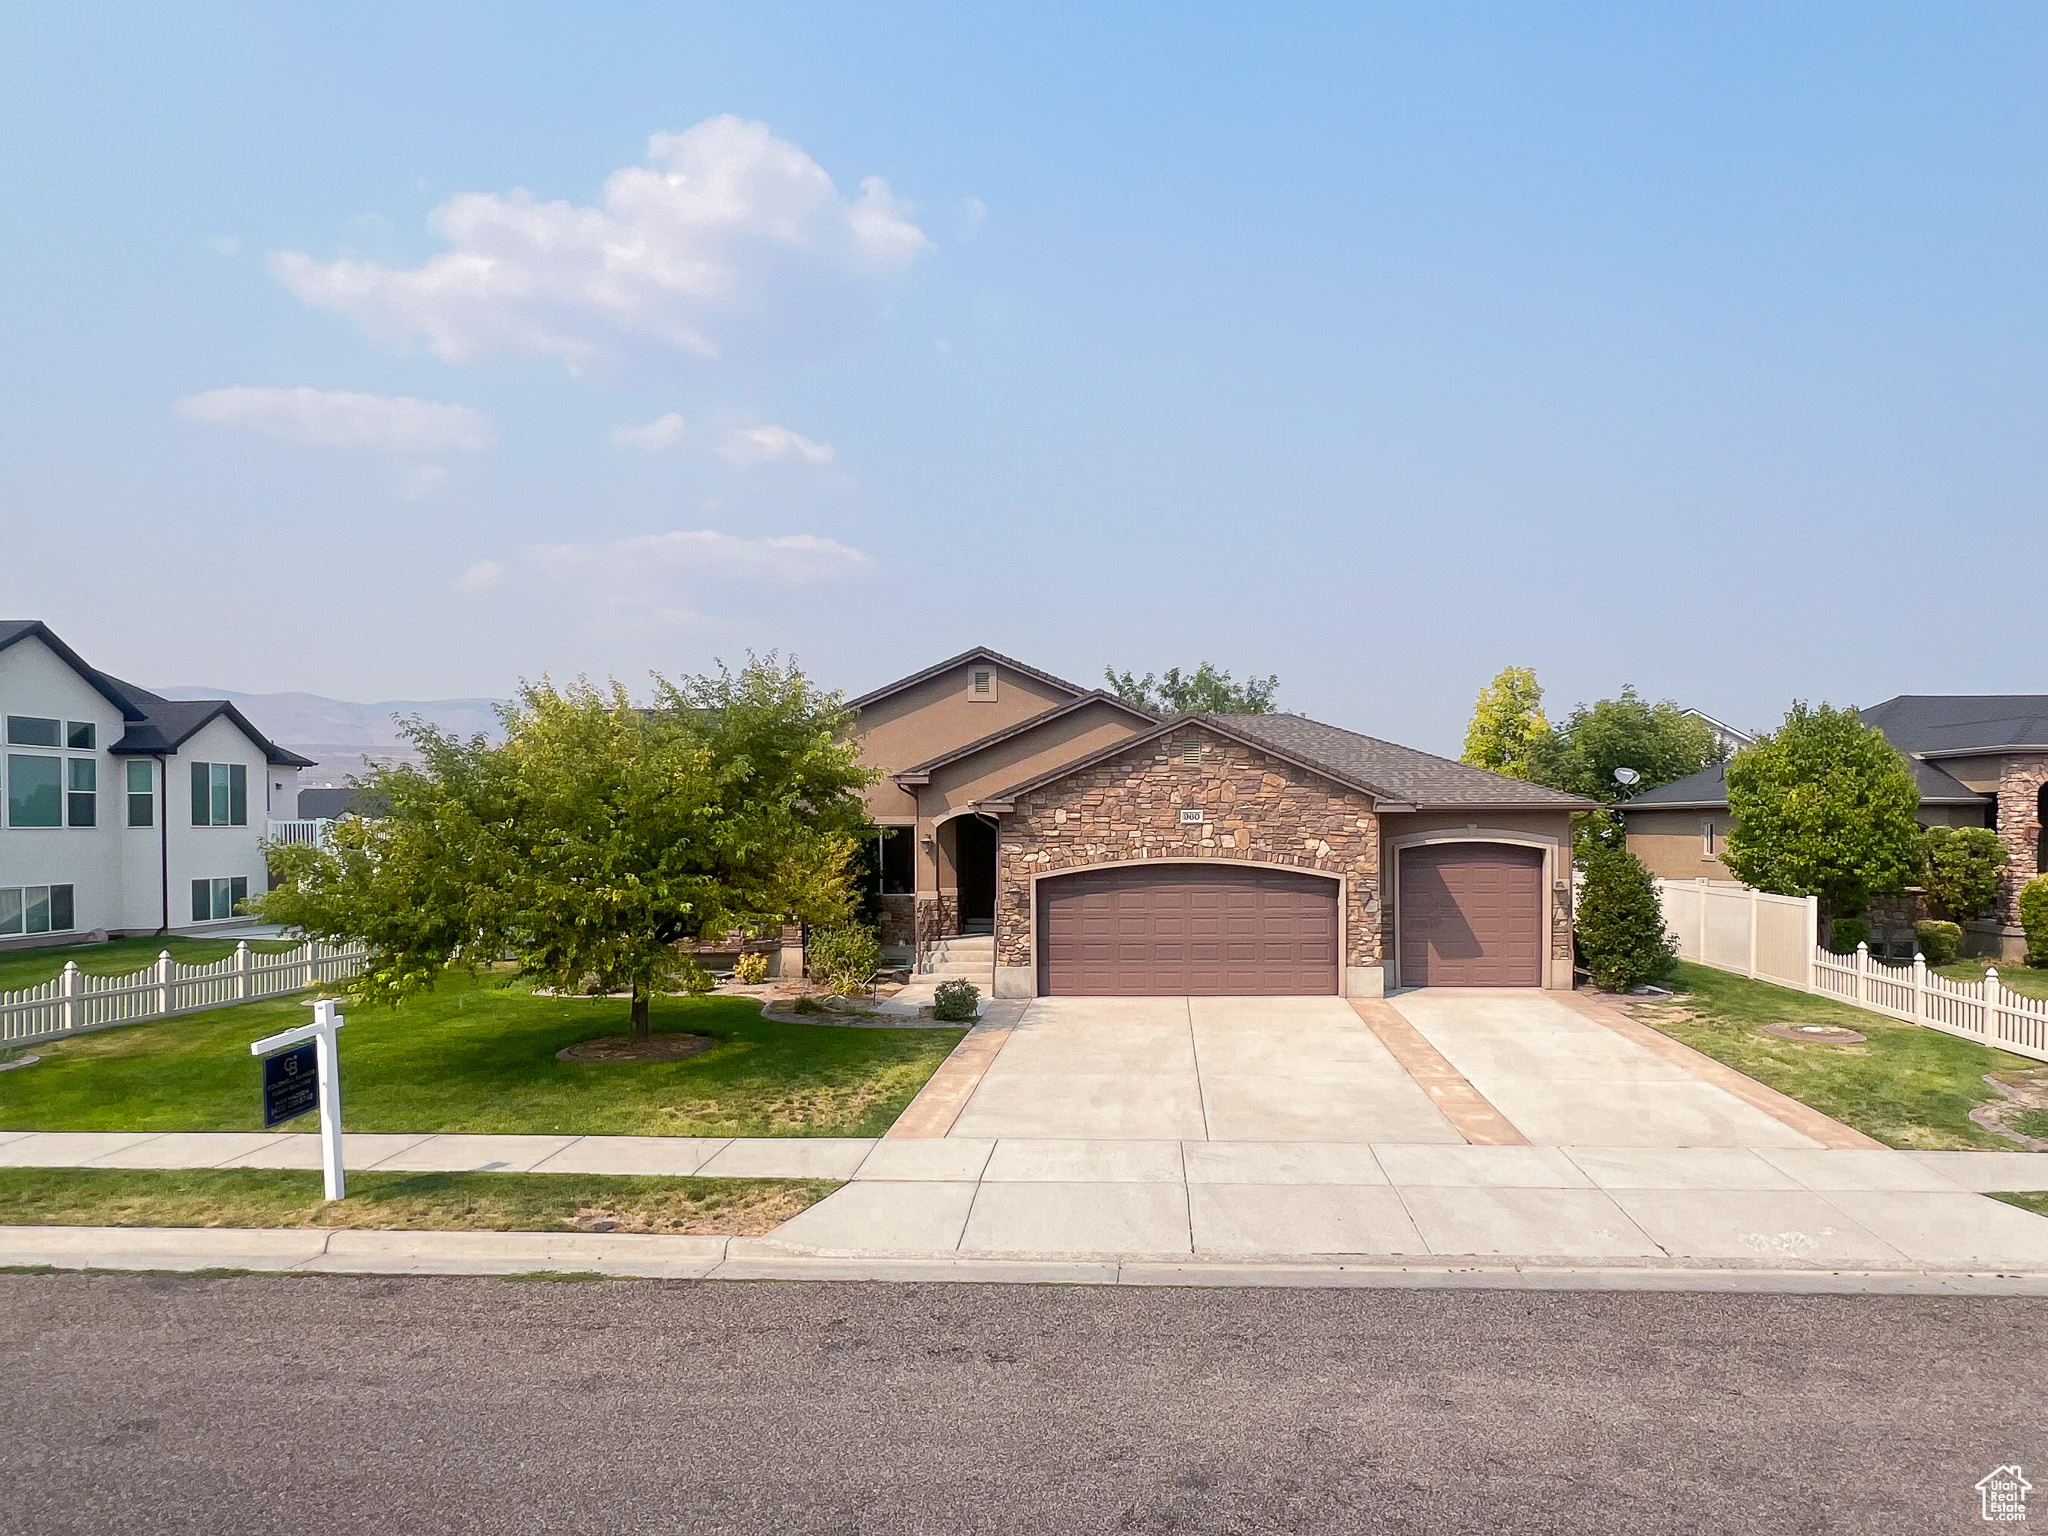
0 939 367 1049
1654 878 2048 1064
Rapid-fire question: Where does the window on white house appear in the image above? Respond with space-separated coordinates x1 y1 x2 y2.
6 754 61 827
1702 821 1717 857
66 721 96 750
191 876 249 923
67 758 95 826
127 760 154 826
5 716 60 748
0 884 74 936
190 762 247 826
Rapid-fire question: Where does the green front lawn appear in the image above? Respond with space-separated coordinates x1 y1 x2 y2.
0 935 298 993
1991 1192 2048 1217
0 971 963 1137
0 1166 835 1234
1630 962 2039 1150
1935 958 2048 1002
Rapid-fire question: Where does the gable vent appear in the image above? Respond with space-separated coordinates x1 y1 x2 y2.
1180 741 1206 766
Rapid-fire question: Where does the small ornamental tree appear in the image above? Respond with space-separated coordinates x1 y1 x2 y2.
1918 825 2009 922
1105 662 1278 715
1461 666 1550 780
1575 843 1677 991
258 657 876 1040
1720 702 1922 919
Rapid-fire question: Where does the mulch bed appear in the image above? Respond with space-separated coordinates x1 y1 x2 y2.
555 1034 717 1064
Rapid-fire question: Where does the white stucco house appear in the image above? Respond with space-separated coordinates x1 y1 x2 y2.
0 620 314 951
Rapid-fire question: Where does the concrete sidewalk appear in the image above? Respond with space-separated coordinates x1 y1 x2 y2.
7 1130 2046 1275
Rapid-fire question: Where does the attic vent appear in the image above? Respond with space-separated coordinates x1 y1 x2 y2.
970 668 994 697
1180 741 1205 766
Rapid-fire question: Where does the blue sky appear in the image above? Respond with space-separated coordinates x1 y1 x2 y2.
1 3 2041 754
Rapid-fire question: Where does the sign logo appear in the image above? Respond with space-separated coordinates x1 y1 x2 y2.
1978 1466 2031 1523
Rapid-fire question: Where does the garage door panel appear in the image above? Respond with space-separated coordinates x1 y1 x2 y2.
1398 844 1544 988
1039 864 1339 996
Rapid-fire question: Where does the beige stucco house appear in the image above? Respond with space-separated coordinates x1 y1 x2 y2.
1617 695 2048 961
850 648 1591 999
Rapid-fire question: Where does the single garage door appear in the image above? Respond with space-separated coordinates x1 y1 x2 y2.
1397 843 1545 987
1037 864 1339 996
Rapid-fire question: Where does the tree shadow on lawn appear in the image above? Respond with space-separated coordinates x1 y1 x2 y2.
0 972 965 1140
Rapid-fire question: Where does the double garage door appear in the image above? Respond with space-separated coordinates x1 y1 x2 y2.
1037 864 1338 996
1035 846 1547 996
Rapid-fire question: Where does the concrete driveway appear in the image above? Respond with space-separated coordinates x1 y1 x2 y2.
1387 989 1823 1149
947 995 1463 1143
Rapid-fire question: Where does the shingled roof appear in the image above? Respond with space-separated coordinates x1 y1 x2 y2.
1617 756 1988 811
975 709 1594 812
1209 713 1594 809
1862 695 2048 756
0 619 314 768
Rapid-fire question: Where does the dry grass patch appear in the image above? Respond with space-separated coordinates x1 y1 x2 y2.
0 1167 837 1236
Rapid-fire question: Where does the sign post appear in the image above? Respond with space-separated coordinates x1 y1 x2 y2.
251 999 346 1201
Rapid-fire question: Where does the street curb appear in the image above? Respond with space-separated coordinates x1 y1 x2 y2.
5 1225 2048 1293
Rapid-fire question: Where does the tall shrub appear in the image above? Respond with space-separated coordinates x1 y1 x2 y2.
2022 875 2048 968
1919 826 2008 922
1721 702 1922 919
1575 843 1678 992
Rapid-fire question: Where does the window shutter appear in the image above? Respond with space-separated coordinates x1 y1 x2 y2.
229 764 247 826
191 763 210 825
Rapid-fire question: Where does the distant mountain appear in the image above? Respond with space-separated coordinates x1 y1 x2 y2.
153 687 508 787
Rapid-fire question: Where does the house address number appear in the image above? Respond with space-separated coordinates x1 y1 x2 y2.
1179 809 1205 825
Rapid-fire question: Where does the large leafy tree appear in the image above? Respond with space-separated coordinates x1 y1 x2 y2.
1461 666 1550 778
1537 686 1718 802
258 657 875 1039
1720 702 1922 918
1105 662 1278 715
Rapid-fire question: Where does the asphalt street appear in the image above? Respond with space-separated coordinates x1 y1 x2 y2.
3 1272 2041 1535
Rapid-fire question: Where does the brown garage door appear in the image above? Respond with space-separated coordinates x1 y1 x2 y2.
1397 843 1545 987
1037 864 1339 996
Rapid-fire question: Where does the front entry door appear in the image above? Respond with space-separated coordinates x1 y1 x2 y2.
955 815 997 935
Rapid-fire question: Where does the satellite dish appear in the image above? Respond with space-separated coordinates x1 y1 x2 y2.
1613 767 1642 788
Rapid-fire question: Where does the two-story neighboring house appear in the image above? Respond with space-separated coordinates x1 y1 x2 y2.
0 620 314 951
852 647 1592 999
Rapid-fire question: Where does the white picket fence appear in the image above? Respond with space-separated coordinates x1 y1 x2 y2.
1654 878 2048 1064
0 939 367 1049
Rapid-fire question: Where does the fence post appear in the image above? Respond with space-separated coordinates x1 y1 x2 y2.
235 940 250 1001
1804 897 1818 992
156 950 172 1018
61 961 80 1036
1911 953 1926 1025
1855 941 1870 1005
1746 888 1760 979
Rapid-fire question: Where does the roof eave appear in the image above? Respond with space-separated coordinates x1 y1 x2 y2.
844 647 1090 713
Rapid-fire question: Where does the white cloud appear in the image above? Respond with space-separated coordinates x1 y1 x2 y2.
273 115 931 373
716 422 835 467
609 412 689 452
400 464 450 499
490 528 871 630
179 387 495 453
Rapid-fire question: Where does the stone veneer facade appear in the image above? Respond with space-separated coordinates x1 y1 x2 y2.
993 726 1383 990
1994 754 2048 929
